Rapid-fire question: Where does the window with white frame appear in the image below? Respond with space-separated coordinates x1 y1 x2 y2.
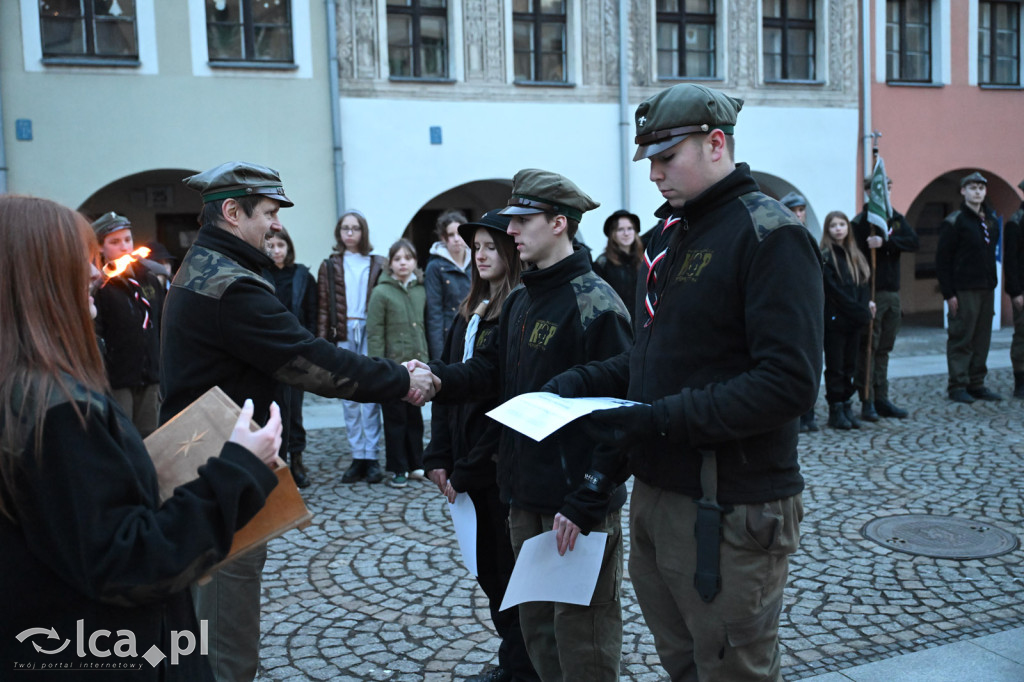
886 0 932 82
387 0 449 78
657 0 717 79
763 0 816 81
39 0 139 61
204 0 293 64
513 0 567 83
979 1 1020 85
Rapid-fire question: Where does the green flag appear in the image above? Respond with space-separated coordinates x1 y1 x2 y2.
867 157 892 240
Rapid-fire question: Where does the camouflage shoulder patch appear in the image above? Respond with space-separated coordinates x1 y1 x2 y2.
739 192 802 242
171 245 273 300
572 271 630 328
943 210 962 228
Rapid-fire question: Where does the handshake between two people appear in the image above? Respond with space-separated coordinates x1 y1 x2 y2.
402 359 442 406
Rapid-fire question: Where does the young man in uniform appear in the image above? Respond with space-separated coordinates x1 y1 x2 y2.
1006 179 1024 398
851 175 919 420
936 171 1002 403
161 161 438 682
427 169 633 681
543 83 823 681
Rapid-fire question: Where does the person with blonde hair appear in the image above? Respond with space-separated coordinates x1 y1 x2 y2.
820 210 875 430
0 194 283 680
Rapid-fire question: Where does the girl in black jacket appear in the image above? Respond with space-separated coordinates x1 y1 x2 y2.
820 210 875 430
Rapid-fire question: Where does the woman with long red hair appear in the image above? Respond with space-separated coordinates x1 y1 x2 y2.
0 194 282 680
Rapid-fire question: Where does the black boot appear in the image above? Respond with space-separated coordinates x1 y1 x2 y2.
1015 372 1024 399
828 403 852 430
341 459 366 484
363 460 384 484
860 400 879 422
875 398 909 418
843 401 861 429
290 452 310 488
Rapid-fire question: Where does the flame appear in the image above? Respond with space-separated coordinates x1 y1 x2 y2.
102 246 151 279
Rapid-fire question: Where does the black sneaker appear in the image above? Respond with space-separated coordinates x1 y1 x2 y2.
948 389 976 404
875 399 908 418
967 386 1003 401
341 459 366 484
364 460 384 484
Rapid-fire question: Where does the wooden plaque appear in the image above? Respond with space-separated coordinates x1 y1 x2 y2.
144 387 313 575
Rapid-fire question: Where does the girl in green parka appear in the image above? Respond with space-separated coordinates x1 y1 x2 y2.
368 239 428 487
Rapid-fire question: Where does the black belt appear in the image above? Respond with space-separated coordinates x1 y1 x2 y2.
694 449 723 603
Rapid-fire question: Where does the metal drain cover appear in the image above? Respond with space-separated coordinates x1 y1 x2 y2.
861 515 1019 559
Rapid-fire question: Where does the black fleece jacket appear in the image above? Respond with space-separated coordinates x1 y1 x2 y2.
160 225 410 425
851 207 919 292
1003 204 1024 298
936 203 1000 299
431 247 633 531
554 164 823 504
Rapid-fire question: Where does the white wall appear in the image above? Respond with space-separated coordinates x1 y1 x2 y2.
340 97 859 250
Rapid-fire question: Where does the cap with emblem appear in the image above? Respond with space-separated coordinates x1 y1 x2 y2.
633 83 743 162
779 192 808 209
183 161 294 207
498 169 599 222
458 209 514 247
92 212 132 241
960 171 988 187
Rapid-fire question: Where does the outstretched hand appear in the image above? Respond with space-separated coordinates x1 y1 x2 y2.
403 361 441 405
229 399 286 470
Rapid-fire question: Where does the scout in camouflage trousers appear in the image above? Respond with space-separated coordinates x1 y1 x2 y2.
428 169 633 682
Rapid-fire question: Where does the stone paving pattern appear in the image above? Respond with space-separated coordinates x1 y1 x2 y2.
257 330 1023 681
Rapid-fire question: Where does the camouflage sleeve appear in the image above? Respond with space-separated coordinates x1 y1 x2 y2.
219 277 410 403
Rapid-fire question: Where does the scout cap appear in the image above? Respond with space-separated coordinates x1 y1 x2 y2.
92 212 132 241
1018 178 1024 192
960 171 988 187
602 209 641 237
498 169 599 222
458 209 513 247
780 191 808 209
633 83 743 161
183 161 294 207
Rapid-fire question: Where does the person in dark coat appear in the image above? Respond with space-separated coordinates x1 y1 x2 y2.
265 226 317 487
92 212 164 437
592 209 643 321
423 209 537 682
160 162 439 682
425 209 472 360
1003 178 1024 398
819 210 874 430
936 171 1002 403
0 194 282 681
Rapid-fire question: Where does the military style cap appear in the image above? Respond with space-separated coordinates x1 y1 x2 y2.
960 171 988 187
498 169 599 223
602 209 641 237
183 161 294 207
779 191 808 209
633 83 744 161
92 211 132 240
458 209 514 247
1018 178 1024 192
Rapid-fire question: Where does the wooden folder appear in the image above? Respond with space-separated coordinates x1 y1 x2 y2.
144 386 313 577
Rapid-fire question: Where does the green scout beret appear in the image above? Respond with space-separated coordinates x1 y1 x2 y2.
183 161 294 207
960 171 988 187
92 211 132 241
458 208 513 248
498 169 599 223
779 192 808 209
633 83 743 162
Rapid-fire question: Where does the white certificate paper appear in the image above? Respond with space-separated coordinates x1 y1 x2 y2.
485 392 643 441
499 530 609 611
447 493 478 576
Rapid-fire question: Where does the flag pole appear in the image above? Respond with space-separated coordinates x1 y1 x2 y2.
864 133 882 399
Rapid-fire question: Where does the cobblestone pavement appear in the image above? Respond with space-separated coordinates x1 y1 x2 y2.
257 329 1023 681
